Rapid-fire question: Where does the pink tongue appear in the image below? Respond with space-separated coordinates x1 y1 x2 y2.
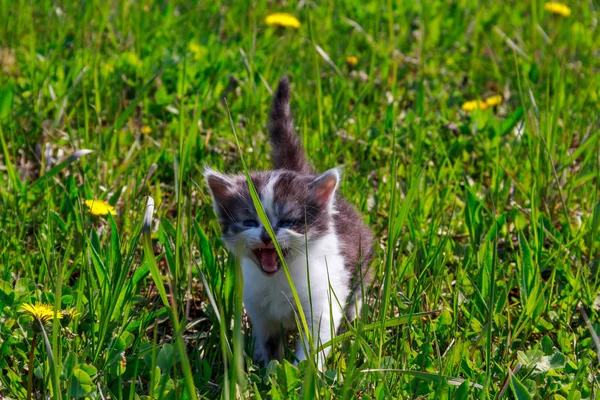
258 249 279 273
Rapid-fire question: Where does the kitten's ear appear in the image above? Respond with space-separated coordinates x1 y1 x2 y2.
309 168 341 210
204 168 235 208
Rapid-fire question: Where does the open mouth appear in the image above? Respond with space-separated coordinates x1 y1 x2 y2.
253 246 288 275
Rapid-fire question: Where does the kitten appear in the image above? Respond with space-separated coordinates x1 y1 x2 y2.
204 77 374 369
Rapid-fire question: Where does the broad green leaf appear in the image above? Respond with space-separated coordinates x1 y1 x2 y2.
498 106 524 136
108 348 127 377
0 82 14 119
77 363 97 377
277 360 301 394
517 349 544 368
156 343 175 373
0 280 14 308
70 367 94 398
120 331 135 349
194 221 217 276
452 379 470 399
528 63 540 83
534 352 566 374
464 188 483 247
374 381 387 400
87 234 108 287
518 232 538 304
509 371 533 400
541 335 554 354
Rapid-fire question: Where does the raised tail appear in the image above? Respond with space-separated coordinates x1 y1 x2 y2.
269 76 313 174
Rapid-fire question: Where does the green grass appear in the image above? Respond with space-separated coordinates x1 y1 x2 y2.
0 0 599 398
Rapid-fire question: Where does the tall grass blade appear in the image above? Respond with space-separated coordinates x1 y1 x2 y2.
141 196 198 400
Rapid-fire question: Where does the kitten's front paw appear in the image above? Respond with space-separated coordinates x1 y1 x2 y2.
253 347 269 365
293 346 306 366
294 346 327 371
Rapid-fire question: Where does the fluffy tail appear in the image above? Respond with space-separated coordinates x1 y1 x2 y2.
269 76 313 174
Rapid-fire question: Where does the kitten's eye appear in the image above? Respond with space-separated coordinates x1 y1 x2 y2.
278 219 296 229
242 219 259 228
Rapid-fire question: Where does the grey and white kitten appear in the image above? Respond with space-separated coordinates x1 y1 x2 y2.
205 77 373 368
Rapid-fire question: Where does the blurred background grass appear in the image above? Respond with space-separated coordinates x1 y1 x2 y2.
0 0 598 398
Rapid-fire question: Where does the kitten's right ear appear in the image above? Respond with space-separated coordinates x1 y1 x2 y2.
204 168 235 207
309 167 341 212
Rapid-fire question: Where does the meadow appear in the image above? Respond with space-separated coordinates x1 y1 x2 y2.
0 0 599 398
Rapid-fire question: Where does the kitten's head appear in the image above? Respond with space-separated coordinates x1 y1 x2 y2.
204 168 340 275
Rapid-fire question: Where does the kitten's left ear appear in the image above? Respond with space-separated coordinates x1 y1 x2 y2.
309 167 341 210
204 168 236 211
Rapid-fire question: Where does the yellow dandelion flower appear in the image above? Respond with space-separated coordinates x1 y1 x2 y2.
346 56 359 66
188 41 208 61
21 302 62 325
265 13 301 29
60 307 80 319
484 95 503 107
141 125 152 135
85 200 117 216
461 95 503 112
60 307 80 325
124 52 143 68
461 100 488 112
100 61 115 77
544 2 571 16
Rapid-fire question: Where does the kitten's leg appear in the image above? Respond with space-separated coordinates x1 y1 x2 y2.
294 300 344 370
251 315 283 364
265 332 284 361
251 326 269 364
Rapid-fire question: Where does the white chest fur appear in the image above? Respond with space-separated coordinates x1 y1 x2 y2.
241 231 350 331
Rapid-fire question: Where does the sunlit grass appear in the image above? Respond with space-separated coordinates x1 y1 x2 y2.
0 0 598 398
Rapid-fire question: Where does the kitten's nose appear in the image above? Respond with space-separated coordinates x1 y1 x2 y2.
260 230 272 245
